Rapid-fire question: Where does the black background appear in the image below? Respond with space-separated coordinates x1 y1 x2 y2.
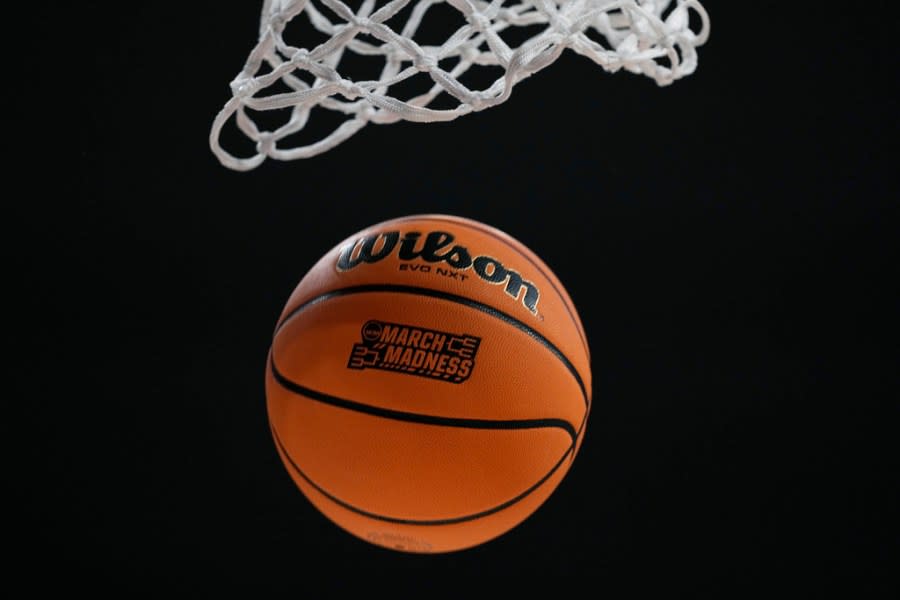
19 1 896 593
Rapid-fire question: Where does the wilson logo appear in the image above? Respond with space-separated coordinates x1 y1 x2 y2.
336 229 541 314
347 320 480 383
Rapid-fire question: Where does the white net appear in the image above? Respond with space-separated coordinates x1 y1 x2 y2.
210 0 710 170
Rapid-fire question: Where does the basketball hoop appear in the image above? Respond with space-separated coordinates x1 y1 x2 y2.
210 0 710 170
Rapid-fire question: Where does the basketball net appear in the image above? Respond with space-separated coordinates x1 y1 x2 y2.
210 0 710 170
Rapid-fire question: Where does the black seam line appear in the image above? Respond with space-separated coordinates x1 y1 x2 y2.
384 214 591 358
270 419 575 526
274 283 589 412
271 355 578 444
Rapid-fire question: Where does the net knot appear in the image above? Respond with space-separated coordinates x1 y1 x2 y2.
229 77 258 98
469 12 493 33
468 93 492 112
340 80 366 100
290 48 310 64
256 131 275 155
414 53 437 72
354 16 373 30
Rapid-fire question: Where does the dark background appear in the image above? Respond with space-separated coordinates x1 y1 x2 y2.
19 0 896 593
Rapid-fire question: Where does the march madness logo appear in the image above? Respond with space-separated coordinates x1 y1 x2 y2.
347 320 481 383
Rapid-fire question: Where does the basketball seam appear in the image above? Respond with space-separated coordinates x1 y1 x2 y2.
269 419 575 526
270 354 578 443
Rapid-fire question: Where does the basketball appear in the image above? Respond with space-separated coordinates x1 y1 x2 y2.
265 214 592 553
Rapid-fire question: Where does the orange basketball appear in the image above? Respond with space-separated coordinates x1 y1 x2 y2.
265 214 592 553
